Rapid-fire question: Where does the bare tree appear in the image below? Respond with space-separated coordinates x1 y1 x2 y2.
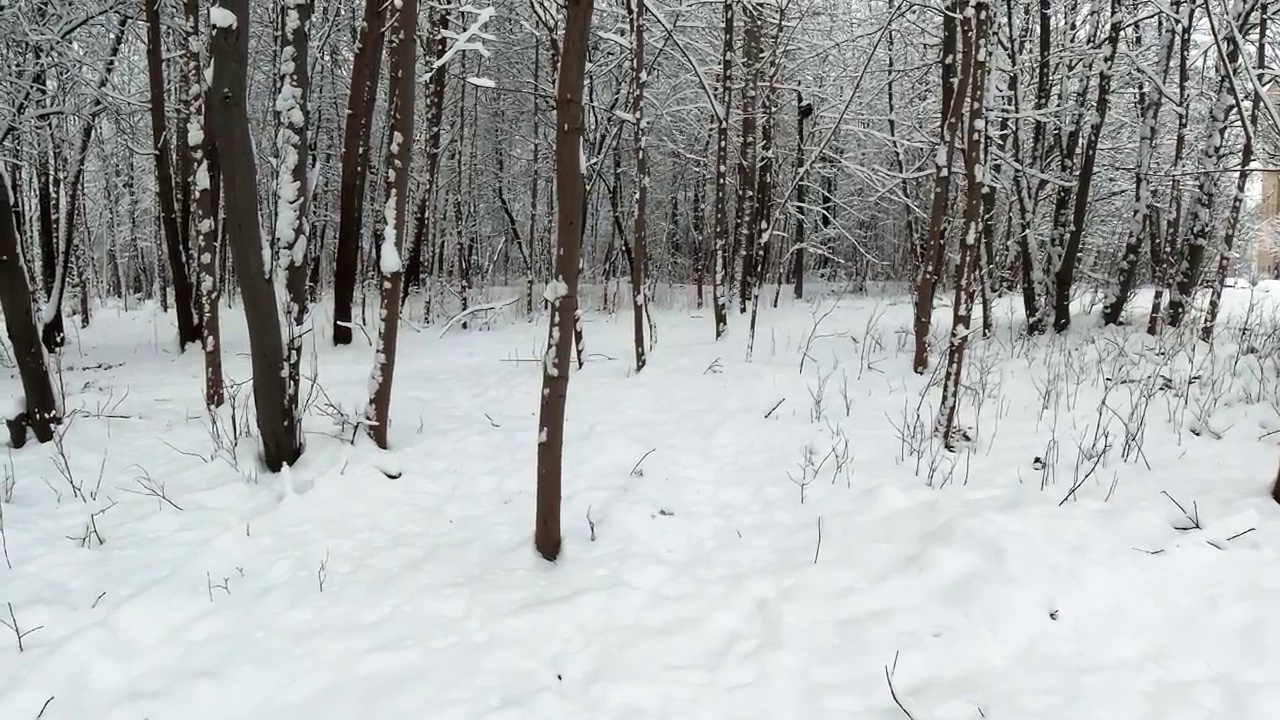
710 0 734 340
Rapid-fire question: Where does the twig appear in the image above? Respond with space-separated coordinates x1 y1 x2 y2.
813 516 822 565
91 592 106 609
484 413 500 428
37 696 54 719
318 549 329 592
884 653 917 720
764 398 786 419
1226 527 1256 542
586 504 596 542
1 602 43 652
630 448 657 477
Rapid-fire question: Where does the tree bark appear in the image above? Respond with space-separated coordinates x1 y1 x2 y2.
936 0 988 448
627 0 649 372
332 0 386 345
711 0 734 340
208 0 301 472
185 0 224 409
912 0 965 374
0 170 59 446
536 0 594 562
365 0 416 452
145 0 200 351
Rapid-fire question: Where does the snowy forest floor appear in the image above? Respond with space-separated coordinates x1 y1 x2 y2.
4 283 1280 719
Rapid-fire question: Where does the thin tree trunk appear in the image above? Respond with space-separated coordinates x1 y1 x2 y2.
536 0 594 562
627 0 649 372
185 0 224 409
365 0 415 452
1167 0 1258 328
402 7 449 303
332 0 386 345
792 92 810 301
936 0 988 448
1102 9 1176 326
144 0 200 351
1201 0 1267 341
1052 0 1122 332
1148 1 1196 335
912 0 965 374
711 0 734 339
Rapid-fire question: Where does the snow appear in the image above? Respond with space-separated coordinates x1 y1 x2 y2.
208 6 237 30
465 76 496 88
5 286 1280 718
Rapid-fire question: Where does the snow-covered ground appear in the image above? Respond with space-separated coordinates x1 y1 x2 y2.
3 285 1280 719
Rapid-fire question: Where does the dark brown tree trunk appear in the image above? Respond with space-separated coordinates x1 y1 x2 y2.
627 0 648 372
0 172 59 446
912 0 965 374
734 7 761 314
792 93 810 301
332 0 386 345
536 0 594 562
145 0 200 351
1052 0 1121 332
208 0 301 472
365 0 416 452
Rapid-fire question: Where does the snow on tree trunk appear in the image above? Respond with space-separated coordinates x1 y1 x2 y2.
1101 8 1177 327
1167 0 1258 329
276 0 313 450
936 0 989 448
710 0 734 341
207 0 301 472
185 0 224 409
365 0 416 453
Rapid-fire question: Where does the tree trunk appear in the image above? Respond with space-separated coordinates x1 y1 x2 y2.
208 0 301 472
711 0 734 340
0 171 59 446
145 0 200 351
1051 0 1122 332
185 0 224 409
936 0 988 448
277 0 313 452
792 92 810 301
1102 9 1177 326
365 0 416 452
912 0 965 374
627 0 649 372
1201 0 1267 341
402 7 450 303
1167 0 1258 328
536 0 594 562
332 0 386 345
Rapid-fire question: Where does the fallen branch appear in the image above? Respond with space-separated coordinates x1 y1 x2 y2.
439 297 519 337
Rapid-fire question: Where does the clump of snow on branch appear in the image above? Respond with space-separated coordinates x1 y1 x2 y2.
435 6 496 69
